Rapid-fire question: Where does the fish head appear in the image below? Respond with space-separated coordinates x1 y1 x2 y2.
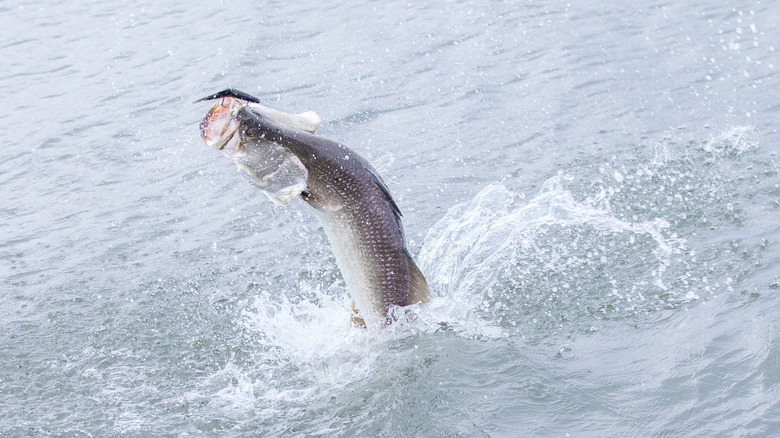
198 92 309 205
199 97 245 157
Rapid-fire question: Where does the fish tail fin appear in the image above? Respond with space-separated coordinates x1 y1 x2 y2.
406 250 430 305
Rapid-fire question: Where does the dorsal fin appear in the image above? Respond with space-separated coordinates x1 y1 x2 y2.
364 166 403 226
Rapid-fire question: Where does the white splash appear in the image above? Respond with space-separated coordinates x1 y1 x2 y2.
418 175 687 329
702 125 758 159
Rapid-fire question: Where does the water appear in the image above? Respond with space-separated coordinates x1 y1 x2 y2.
2 0 779 436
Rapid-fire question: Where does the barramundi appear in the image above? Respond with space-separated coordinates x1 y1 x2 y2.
197 89 429 328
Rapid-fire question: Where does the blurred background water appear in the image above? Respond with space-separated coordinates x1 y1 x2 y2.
1 0 779 436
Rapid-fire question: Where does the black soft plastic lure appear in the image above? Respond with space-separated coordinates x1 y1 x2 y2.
194 88 261 104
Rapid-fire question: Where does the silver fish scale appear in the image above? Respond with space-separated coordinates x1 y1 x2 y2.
305 147 411 312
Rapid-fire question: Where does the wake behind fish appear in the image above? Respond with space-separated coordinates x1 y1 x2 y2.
417 125 769 340
418 175 689 340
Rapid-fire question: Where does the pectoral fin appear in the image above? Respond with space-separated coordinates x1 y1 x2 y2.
301 190 343 213
351 300 366 328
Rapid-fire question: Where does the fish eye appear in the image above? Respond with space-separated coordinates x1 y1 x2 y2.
245 129 255 137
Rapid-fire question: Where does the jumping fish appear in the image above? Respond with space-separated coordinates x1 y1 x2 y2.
197 89 429 328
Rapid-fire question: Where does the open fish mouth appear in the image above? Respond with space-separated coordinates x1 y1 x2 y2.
199 97 244 156
196 89 316 206
197 88 323 155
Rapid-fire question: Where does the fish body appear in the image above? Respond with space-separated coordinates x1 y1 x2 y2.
198 90 429 328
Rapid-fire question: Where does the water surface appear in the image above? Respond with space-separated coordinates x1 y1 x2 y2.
1 0 779 436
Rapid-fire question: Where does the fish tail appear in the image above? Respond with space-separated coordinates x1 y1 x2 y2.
405 250 430 305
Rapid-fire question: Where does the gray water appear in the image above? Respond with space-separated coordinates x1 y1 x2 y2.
2 0 779 436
